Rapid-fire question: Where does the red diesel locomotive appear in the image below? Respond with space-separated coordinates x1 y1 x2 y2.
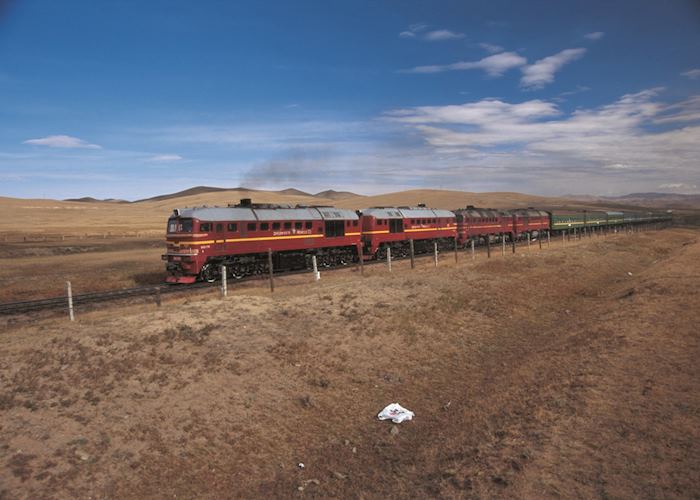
454 206 550 246
360 205 457 258
164 199 360 283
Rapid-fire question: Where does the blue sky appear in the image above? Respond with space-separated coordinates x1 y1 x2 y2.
1 0 699 200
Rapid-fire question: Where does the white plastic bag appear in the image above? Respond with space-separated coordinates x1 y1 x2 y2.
377 403 414 423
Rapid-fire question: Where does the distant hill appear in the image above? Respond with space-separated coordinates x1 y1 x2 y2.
314 189 360 200
135 186 256 203
277 188 313 197
568 192 700 210
64 196 128 203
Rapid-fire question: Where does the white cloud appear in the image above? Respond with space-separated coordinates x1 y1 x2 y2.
383 88 700 192
424 29 465 41
682 68 700 80
659 183 697 190
520 48 587 89
584 31 605 40
399 25 465 41
405 51 527 76
22 135 102 149
149 154 183 162
479 42 504 54
398 23 428 39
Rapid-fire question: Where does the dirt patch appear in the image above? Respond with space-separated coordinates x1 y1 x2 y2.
0 229 698 498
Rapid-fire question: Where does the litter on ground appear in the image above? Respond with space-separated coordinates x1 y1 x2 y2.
377 403 414 423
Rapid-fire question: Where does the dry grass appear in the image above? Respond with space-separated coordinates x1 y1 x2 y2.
0 228 698 498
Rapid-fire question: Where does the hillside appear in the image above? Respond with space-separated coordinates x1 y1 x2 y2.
0 188 691 239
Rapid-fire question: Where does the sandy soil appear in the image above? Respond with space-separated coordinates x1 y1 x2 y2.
0 228 698 498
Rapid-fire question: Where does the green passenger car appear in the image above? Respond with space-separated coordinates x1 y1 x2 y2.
605 211 624 225
584 211 608 228
549 211 586 231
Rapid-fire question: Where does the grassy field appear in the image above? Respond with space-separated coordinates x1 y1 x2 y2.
1 228 698 497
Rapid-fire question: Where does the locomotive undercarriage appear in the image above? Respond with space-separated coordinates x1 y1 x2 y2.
375 237 455 260
198 245 357 282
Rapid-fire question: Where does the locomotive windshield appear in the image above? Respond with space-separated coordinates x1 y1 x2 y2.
167 217 193 233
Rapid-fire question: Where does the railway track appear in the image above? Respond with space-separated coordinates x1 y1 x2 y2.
0 282 218 316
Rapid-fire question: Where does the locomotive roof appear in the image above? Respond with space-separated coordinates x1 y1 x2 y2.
361 207 455 219
509 208 549 217
453 207 505 217
172 206 358 221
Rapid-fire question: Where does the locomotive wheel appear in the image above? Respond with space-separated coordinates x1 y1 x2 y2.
230 267 245 280
199 263 217 283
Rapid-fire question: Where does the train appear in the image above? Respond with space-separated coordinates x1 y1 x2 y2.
163 198 672 283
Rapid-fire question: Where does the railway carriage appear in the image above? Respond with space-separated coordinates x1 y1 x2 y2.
605 211 625 225
509 208 550 239
454 206 510 246
549 211 586 233
359 205 456 259
163 199 360 283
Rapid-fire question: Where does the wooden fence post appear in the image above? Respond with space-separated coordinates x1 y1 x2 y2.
387 246 392 272
539 234 542 250
434 242 438 267
486 236 491 258
267 249 274 292
453 238 458 264
471 239 475 260
547 230 551 246
358 244 364 275
66 281 74 321
512 234 516 254
501 235 505 257
527 233 531 252
410 239 415 269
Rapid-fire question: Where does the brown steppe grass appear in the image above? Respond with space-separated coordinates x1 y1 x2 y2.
0 228 698 498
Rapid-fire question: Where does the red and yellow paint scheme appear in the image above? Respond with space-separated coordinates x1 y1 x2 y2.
509 208 550 238
163 200 360 283
454 206 511 246
359 206 457 259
